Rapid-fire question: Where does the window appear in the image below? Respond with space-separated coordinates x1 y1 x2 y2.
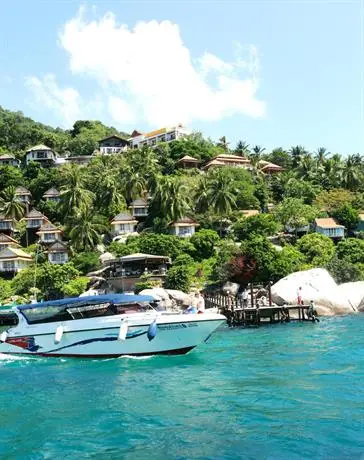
118 224 125 232
51 252 66 263
21 300 153 324
44 233 55 241
3 261 15 271
36 151 47 159
0 222 10 229
179 227 193 236
134 208 147 216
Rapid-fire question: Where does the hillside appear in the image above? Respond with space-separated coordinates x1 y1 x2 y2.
0 106 130 157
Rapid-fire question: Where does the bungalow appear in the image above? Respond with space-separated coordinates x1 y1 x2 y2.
176 155 200 169
15 186 31 204
42 188 60 203
129 198 148 219
98 135 129 155
46 241 69 264
0 214 15 233
25 209 48 229
111 212 138 236
202 154 250 171
25 145 57 166
129 125 191 149
314 218 345 239
36 222 62 244
170 217 199 238
0 153 20 167
258 160 284 174
0 247 32 273
0 233 20 249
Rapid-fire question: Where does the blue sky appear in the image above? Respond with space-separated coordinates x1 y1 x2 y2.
0 0 363 154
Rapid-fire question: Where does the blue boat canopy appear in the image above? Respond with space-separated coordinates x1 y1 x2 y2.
17 294 155 311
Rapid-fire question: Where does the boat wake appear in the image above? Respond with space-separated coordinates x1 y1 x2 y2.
0 353 33 363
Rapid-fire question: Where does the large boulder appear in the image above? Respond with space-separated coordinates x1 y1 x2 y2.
138 288 173 309
337 282 364 312
165 289 193 306
271 268 355 316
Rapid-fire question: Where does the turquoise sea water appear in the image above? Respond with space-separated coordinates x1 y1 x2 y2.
1 315 363 459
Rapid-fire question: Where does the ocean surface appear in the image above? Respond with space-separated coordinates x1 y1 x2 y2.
1 315 363 460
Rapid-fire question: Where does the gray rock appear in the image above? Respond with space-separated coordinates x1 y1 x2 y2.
271 268 354 316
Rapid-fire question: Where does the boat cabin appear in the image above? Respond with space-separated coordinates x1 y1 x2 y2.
17 295 155 325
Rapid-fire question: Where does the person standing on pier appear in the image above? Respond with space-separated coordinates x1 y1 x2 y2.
297 286 303 305
241 288 249 309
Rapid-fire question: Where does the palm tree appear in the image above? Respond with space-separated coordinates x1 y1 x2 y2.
60 165 94 218
206 169 237 215
67 209 106 252
97 172 126 216
314 147 330 165
234 140 250 157
195 177 209 214
289 145 308 168
341 154 361 190
252 145 266 156
0 186 25 220
296 154 316 180
153 176 190 221
217 136 230 152
120 166 147 202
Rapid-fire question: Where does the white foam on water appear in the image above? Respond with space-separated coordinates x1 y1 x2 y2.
0 353 29 362
118 355 155 361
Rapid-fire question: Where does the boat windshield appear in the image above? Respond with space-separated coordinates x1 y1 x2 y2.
21 301 153 325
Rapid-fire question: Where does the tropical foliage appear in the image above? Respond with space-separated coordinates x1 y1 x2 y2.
1 106 364 300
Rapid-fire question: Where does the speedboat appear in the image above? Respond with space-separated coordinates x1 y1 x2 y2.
0 294 225 358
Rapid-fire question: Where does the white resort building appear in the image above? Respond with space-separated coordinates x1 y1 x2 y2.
129 125 191 149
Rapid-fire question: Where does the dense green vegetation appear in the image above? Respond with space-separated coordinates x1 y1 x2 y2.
1 107 364 302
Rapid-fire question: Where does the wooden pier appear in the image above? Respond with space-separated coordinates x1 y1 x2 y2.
204 286 318 327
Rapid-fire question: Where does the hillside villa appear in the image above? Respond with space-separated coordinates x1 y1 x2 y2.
111 212 138 237
0 247 32 274
169 217 199 238
314 218 345 239
129 198 149 219
25 209 48 229
0 214 15 234
15 186 31 204
0 153 20 167
42 188 60 202
0 233 20 249
176 155 200 169
98 135 129 155
36 222 62 244
25 144 57 166
46 241 69 264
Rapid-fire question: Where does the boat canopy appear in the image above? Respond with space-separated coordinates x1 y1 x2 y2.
17 294 155 311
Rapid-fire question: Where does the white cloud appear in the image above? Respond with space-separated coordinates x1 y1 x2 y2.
57 8 265 127
25 74 81 127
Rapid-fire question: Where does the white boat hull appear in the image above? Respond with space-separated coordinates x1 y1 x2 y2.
0 313 225 358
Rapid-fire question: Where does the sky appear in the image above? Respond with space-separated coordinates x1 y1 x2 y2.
0 0 363 154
